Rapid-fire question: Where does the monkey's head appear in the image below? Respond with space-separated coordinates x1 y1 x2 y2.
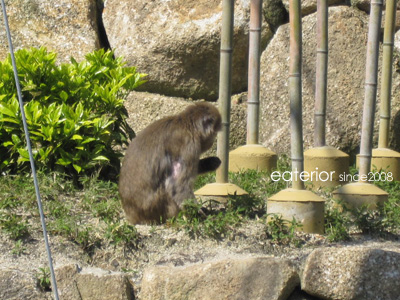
182 102 221 152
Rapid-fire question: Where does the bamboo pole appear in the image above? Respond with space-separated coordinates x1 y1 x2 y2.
314 0 328 147
289 0 304 190
216 0 234 183
359 0 383 180
378 0 397 149
247 0 262 145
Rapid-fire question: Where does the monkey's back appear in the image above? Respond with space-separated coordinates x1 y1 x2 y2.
118 115 200 224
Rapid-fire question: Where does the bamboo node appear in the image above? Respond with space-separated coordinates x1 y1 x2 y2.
291 158 304 162
220 48 233 53
247 101 259 105
289 73 301 78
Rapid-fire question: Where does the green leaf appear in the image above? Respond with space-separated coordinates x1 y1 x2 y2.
93 156 109 161
59 90 68 102
73 164 82 173
11 134 22 145
0 103 17 118
71 134 83 140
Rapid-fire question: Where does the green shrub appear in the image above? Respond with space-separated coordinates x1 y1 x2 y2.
0 47 146 178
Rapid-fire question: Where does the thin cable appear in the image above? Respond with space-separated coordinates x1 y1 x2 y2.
0 1 59 299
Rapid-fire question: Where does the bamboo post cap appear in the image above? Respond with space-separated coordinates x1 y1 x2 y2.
355 148 400 181
194 183 248 203
304 146 350 189
333 182 388 210
229 144 277 173
267 188 325 234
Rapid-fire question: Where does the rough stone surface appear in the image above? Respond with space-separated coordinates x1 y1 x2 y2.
259 6 400 156
282 0 346 16
123 91 247 154
351 0 400 13
302 247 400 300
140 256 300 300
55 264 134 300
0 267 50 300
103 0 273 100
0 0 100 63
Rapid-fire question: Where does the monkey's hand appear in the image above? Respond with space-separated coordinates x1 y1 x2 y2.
198 157 221 174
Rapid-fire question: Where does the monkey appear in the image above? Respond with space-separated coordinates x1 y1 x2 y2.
118 102 222 225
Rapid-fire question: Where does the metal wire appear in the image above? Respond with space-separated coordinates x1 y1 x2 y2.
0 1 59 299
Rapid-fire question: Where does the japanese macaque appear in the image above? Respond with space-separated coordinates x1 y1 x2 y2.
119 102 222 224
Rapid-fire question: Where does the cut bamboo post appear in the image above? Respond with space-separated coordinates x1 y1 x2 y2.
288 0 304 190
229 0 277 173
268 0 325 234
314 0 328 148
333 0 388 209
304 0 349 189
372 0 400 181
195 0 247 199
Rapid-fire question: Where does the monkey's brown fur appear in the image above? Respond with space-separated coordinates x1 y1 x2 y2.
119 102 222 224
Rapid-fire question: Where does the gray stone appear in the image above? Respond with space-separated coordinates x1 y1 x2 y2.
0 0 100 63
351 1 400 13
282 0 347 16
140 256 299 300
55 264 134 300
103 0 273 100
0 266 50 300
259 6 400 155
302 247 400 300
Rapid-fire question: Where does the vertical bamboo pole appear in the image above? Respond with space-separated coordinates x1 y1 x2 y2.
216 0 234 183
247 0 262 145
359 0 383 180
314 0 328 147
289 0 304 190
378 0 397 149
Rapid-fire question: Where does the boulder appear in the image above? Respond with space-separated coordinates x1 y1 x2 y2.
0 0 100 63
55 264 134 300
282 0 347 16
140 256 300 300
302 247 400 300
0 267 50 300
259 6 400 156
351 0 400 13
103 0 274 100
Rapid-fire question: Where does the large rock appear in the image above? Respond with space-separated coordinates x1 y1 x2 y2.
282 0 347 16
0 0 100 63
351 0 400 13
0 267 50 300
302 247 400 300
259 6 400 156
103 0 273 100
123 91 247 154
141 256 300 300
55 264 134 300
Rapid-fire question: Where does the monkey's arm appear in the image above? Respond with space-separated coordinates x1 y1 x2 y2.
198 157 221 174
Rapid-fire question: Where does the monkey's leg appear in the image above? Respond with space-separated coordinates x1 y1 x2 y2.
198 157 221 174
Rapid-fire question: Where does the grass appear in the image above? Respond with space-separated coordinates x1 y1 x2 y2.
0 171 139 254
0 158 399 250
